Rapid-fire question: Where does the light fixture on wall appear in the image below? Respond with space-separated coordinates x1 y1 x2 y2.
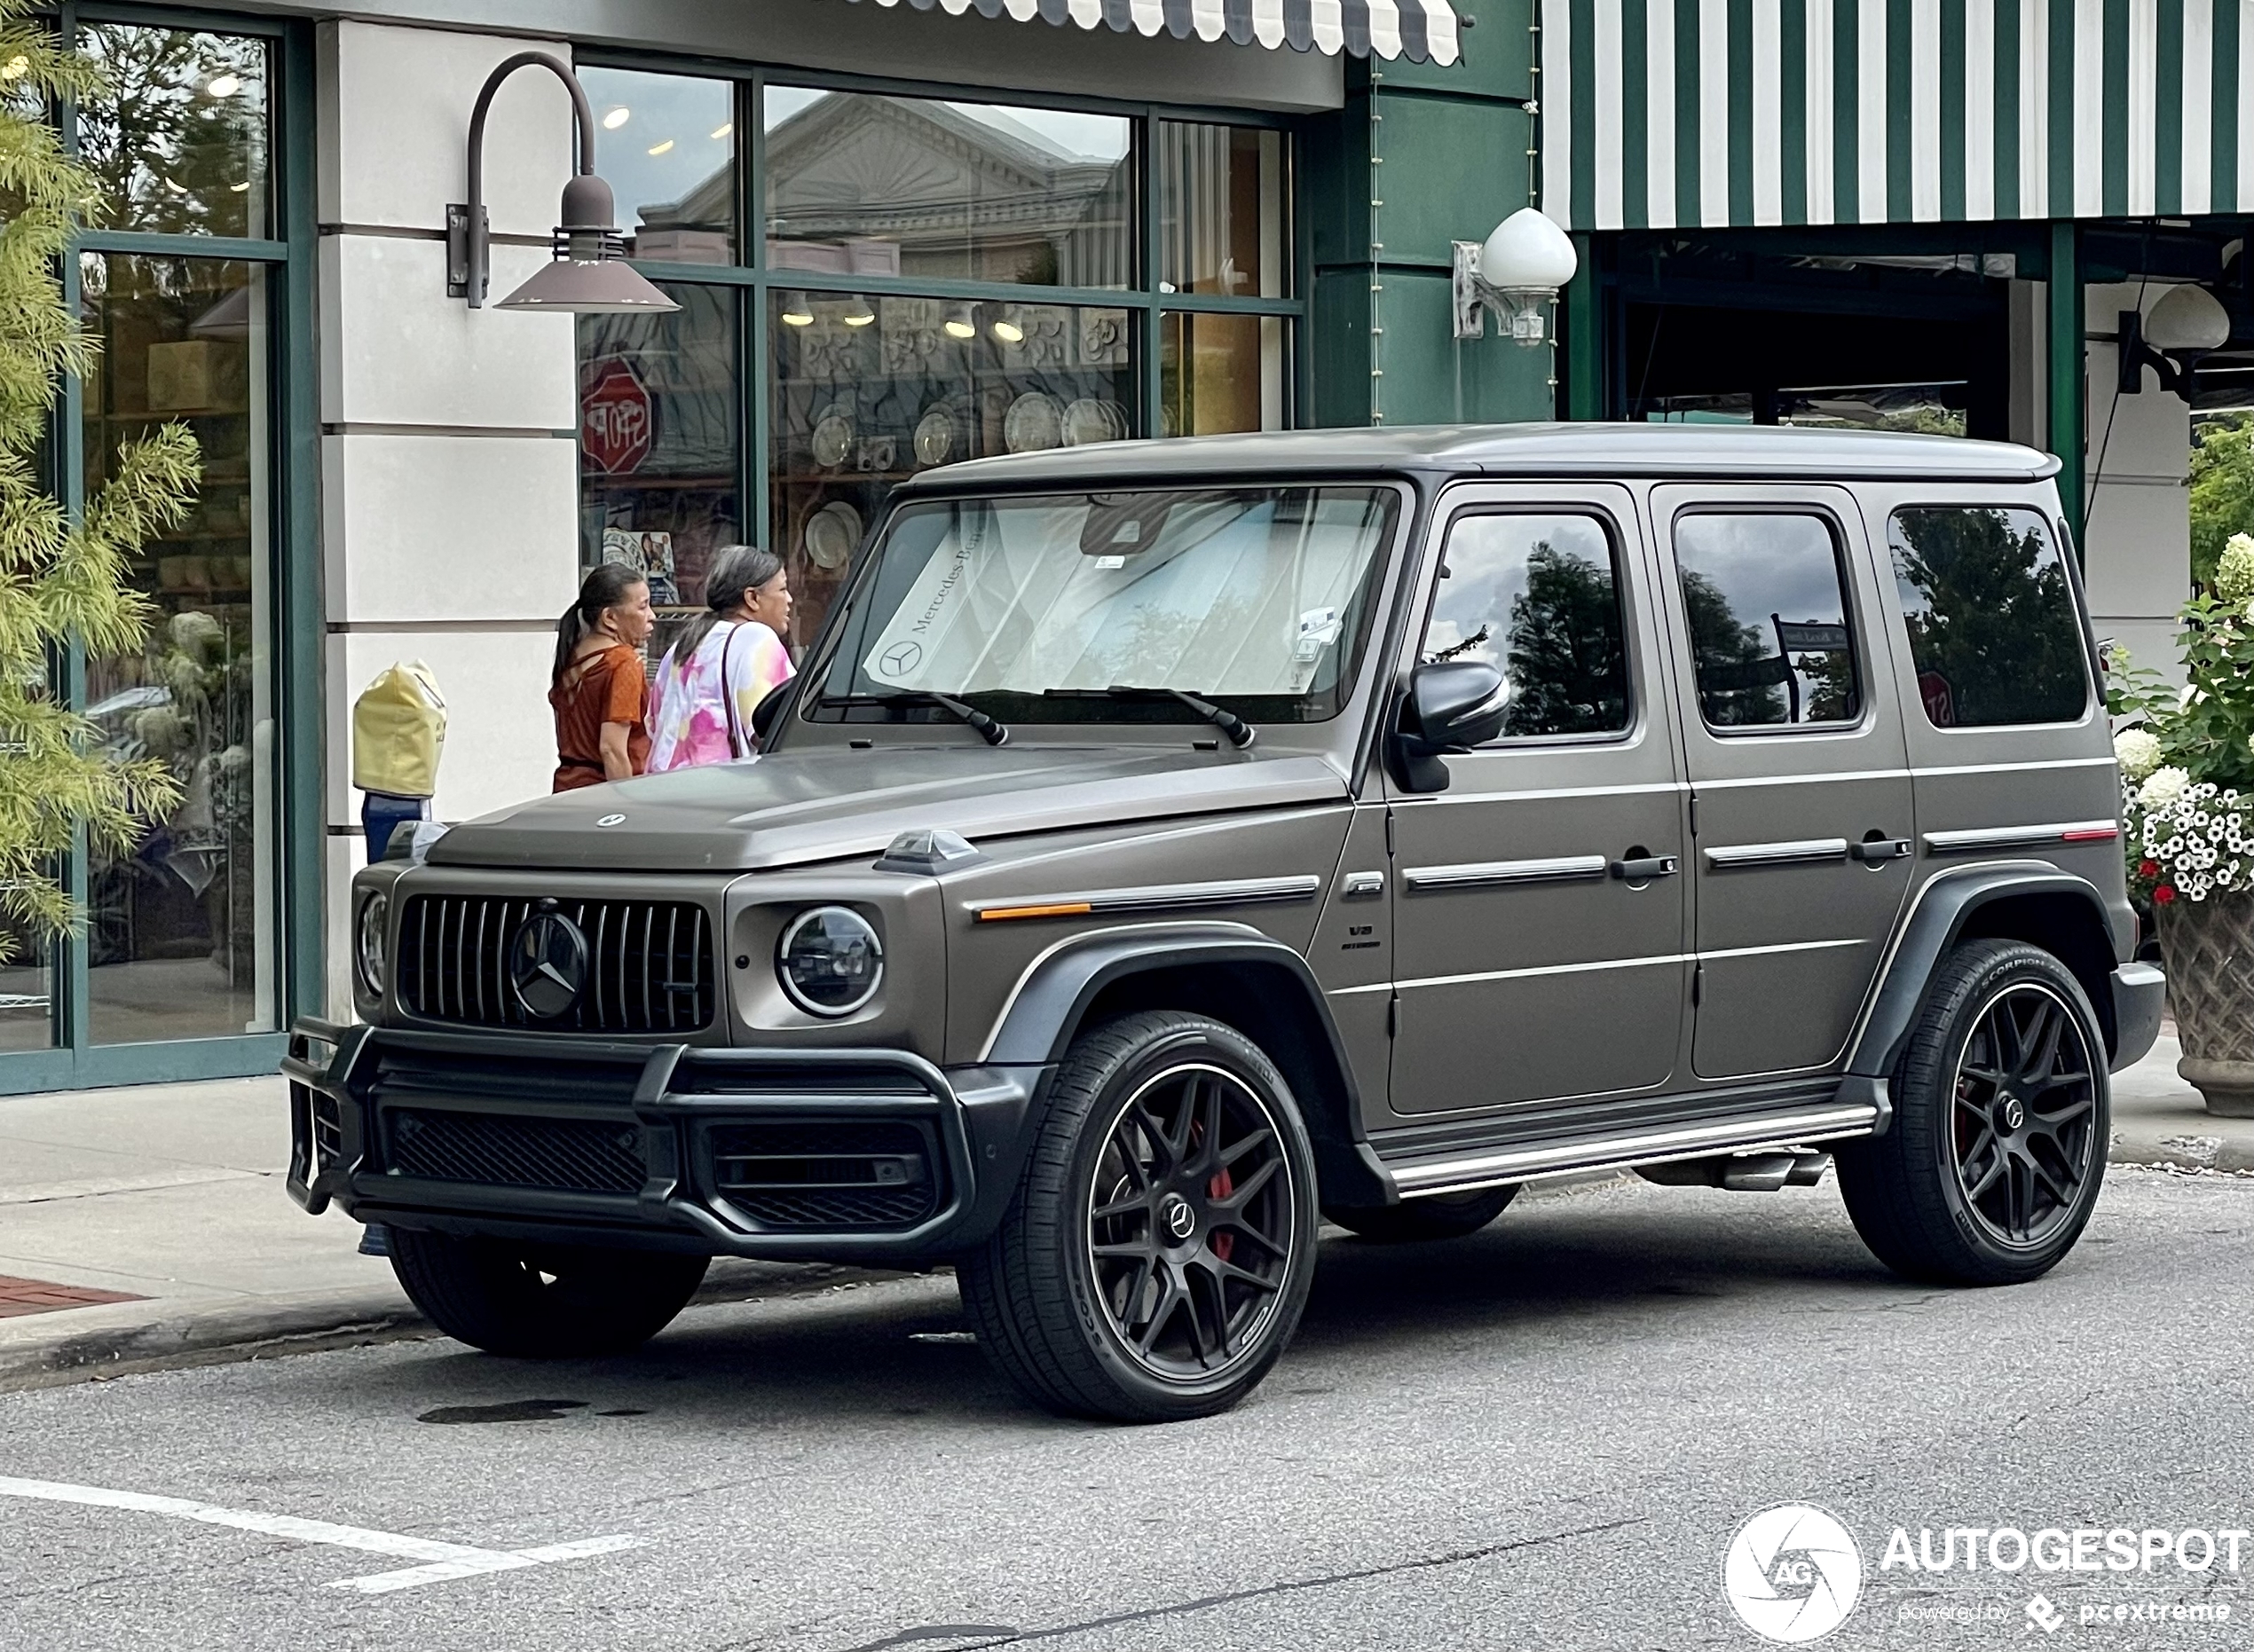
839 295 877 327
1451 208 1579 345
943 302 977 340
779 292 816 327
2117 283 2232 397
445 51 679 315
989 304 1025 344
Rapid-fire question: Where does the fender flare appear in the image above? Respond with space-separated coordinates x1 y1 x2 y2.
1845 863 2121 1086
977 921 1390 1207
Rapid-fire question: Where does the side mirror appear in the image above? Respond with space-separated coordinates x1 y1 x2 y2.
750 677 799 745
1389 660 1509 793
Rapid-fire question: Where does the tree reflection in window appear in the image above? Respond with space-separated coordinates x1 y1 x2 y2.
1889 507 2088 728
1675 513 1859 728
1423 515 1629 739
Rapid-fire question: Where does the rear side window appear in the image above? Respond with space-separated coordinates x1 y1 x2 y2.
1421 512 1630 739
1672 513 1861 728
1888 507 2088 728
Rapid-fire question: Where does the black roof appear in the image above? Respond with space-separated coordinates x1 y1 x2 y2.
903 421 2061 490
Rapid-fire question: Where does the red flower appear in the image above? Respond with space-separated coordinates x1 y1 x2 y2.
2139 859 2160 879
2154 885 2178 906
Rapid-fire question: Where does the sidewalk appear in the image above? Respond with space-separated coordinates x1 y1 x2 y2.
0 1032 2244 1391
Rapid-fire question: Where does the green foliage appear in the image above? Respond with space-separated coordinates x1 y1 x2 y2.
1500 544 1628 736
2188 414 2254 590
1679 567 1786 726
0 1 196 958
1891 507 2085 726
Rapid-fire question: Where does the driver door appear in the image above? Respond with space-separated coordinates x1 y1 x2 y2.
1386 486 1689 1116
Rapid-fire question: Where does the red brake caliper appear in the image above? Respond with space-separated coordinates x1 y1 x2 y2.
1207 1166 1234 1263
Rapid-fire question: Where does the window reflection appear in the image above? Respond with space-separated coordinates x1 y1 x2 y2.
1890 507 2088 728
769 290 1135 649
1423 515 1630 738
579 286 742 659
76 27 269 239
764 90 1133 287
80 256 274 1043
1160 312 1287 435
579 67 735 263
1160 123 1288 298
1675 513 1860 728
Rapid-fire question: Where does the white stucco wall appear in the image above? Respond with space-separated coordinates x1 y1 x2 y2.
317 20 582 1017
2083 281 2196 684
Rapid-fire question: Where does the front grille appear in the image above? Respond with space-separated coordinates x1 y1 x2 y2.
388 1108 647 1195
396 895 714 1034
707 1120 942 1230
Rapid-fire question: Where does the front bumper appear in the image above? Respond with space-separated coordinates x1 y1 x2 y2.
2108 961 2167 1074
283 1019 1045 1263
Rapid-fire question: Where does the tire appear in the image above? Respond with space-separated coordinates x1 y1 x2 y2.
1326 1184 1519 1242
1834 939 2108 1286
389 1228 709 1357
957 1011 1321 1423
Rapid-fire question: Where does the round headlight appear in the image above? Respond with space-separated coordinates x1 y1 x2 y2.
355 890 390 997
776 906 882 1017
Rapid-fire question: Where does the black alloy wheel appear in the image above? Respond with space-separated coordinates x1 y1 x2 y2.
1947 980 2100 1247
1836 939 2108 1286
958 1011 1320 1422
1085 1062 1296 1381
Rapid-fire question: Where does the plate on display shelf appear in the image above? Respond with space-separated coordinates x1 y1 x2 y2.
810 403 855 468
1003 391 1064 453
1063 397 1128 445
914 404 963 468
804 500 863 570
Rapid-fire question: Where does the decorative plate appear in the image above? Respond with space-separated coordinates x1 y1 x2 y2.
1063 397 1129 445
1003 391 1064 453
804 500 863 570
914 405 958 468
809 403 855 468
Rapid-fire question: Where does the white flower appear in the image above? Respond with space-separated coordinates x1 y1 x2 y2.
2114 727 2163 782
2140 766 2192 809
2219 533 2254 604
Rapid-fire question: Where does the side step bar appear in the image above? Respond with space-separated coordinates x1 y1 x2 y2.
1386 1103 1880 1200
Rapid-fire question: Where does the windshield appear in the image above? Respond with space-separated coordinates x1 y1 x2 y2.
813 485 1401 725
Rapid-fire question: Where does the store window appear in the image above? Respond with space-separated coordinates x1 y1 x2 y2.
79 254 276 1043
1159 122 1288 298
75 26 270 240
1160 312 1287 435
578 285 742 656
579 67 736 263
764 89 1134 288
769 291 1135 649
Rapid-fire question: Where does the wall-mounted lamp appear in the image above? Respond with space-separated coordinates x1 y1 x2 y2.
839 295 877 327
943 302 977 340
445 51 679 315
779 292 816 327
1452 208 1579 345
2117 283 2232 397
989 304 1025 344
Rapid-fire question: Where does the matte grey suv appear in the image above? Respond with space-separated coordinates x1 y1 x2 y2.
288 425 2164 1422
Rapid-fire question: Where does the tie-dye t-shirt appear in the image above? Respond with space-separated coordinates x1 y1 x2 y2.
646 619 794 772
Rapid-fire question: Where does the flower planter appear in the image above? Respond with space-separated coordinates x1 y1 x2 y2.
2155 891 2254 1117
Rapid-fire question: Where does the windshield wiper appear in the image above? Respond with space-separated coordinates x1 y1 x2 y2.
1046 686 1256 749
823 691 1010 747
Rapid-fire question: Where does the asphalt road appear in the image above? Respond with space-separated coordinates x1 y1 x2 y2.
2 1169 2250 1651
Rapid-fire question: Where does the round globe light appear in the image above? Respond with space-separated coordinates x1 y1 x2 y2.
2142 283 2231 351
1478 207 1580 296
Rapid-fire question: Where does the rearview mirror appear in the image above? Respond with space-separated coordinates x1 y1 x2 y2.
1389 660 1509 792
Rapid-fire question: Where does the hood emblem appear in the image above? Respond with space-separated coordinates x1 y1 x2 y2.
509 910 588 1020
596 813 627 828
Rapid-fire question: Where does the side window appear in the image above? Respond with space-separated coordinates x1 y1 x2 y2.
1420 512 1630 739
1889 507 2089 728
1673 513 1861 729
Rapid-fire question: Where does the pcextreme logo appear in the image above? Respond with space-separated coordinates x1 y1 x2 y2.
1722 1503 1865 1643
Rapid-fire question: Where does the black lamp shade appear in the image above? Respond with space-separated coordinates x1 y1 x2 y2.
496 257 680 313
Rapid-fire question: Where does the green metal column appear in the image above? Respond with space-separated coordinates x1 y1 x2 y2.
2046 220 2085 556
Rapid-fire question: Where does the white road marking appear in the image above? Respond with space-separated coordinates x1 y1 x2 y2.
0 1475 645 1593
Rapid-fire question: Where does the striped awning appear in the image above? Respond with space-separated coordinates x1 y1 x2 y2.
850 0 1462 64
1540 0 2249 232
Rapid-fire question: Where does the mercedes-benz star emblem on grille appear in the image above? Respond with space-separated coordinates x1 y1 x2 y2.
508 911 588 1020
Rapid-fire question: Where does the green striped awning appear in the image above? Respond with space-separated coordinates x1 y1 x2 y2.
1540 0 2249 232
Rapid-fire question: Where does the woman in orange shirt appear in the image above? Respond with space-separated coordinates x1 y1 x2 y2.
549 563 655 792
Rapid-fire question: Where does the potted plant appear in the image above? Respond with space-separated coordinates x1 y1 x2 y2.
2110 532 2254 1115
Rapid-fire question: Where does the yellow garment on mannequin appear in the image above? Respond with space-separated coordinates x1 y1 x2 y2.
351 660 446 798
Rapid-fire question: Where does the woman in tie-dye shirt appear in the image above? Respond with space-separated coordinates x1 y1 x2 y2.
646 545 796 771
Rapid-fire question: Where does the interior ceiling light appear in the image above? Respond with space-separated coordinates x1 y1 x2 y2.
601 106 630 130
989 306 1024 343
780 292 815 326
943 302 976 340
228 181 250 193
647 138 674 155
840 295 876 327
206 73 240 98
711 122 732 139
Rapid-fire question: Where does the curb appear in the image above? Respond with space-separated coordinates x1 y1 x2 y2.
0 1259 905 1395
2107 1134 2254 1176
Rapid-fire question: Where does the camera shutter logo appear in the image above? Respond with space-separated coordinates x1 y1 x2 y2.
509 910 589 1021
1722 1504 1863 1643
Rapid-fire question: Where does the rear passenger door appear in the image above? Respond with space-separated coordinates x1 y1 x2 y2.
1654 488 1915 1080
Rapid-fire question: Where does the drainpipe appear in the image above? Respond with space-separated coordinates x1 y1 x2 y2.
2047 220 2085 562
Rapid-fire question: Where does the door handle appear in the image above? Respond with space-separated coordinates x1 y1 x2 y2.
1849 837 1912 863
1610 854 1680 881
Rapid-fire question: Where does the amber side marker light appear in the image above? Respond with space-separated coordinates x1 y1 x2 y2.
975 901 1095 923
